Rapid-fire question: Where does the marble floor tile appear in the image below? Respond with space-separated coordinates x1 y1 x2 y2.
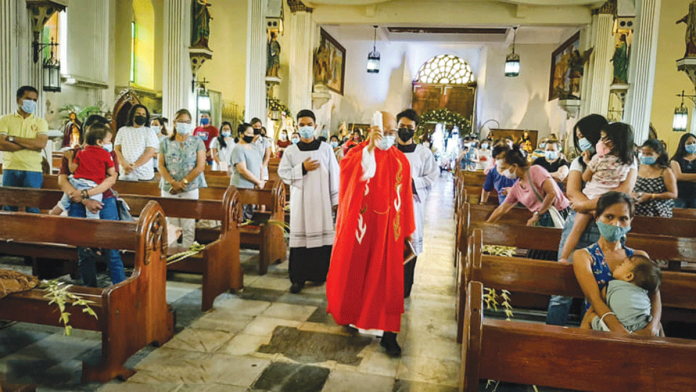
220 333 272 356
189 310 253 333
248 275 293 291
334 348 400 378
400 336 460 362
242 317 303 337
260 303 318 322
12 333 100 362
396 356 460 387
214 298 272 315
251 362 330 392
166 281 202 304
162 328 235 353
321 370 395 392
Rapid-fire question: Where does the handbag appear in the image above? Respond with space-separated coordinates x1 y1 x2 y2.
111 190 135 222
527 168 565 229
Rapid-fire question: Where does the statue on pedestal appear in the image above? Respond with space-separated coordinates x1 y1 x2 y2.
677 1 696 58
62 112 82 148
611 34 629 84
267 31 281 78
192 0 213 49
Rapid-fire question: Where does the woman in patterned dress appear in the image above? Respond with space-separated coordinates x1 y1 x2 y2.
631 139 677 218
573 192 662 336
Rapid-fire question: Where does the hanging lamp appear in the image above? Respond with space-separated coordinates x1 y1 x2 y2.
367 25 380 74
505 26 520 77
674 90 690 132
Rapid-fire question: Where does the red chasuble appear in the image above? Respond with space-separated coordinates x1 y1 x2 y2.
326 141 416 332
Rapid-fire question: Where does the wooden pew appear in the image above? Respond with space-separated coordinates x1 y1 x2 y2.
0 186 243 311
674 208 696 220
0 202 174 383
460 280 696 392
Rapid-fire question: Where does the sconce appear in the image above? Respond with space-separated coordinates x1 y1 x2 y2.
26 0 67 63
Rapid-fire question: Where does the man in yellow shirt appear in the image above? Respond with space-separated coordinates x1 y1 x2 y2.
0 86 49 212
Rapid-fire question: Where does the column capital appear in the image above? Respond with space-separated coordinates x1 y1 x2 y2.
287 0 312 13
592 0 616 16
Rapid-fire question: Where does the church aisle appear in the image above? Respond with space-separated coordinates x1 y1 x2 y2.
100 174 460 392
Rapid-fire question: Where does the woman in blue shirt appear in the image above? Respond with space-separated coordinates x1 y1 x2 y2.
481 144 517 204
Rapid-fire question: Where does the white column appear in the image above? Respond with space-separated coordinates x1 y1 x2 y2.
245 0 268 122
288 10 314 114
623 0 661 143
586 12 614 117
14 2 44 116
0 0 17 114
162 0 192 119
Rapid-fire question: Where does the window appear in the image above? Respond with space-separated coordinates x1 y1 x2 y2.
42 12 60 62
130 21 136 84
415 55 474 84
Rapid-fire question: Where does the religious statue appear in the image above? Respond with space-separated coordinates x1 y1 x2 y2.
568 48 592 96
677 1 696 58
191 0 213 49
62 112 82 148
266 31 281 78
610 34 629 84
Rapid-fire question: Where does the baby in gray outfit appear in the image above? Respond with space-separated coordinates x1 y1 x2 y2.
582 255 662 333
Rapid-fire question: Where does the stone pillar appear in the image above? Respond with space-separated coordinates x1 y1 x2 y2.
623 0 661 143
0 0 17 114
585 6 615 117
245 0 268 122
162 0 192 119
287 10 314 114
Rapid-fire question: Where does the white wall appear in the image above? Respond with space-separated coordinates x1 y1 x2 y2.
477 43 576 141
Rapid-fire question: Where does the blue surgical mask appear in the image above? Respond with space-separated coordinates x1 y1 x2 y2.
200 118 210 126
330 141 338 148
151 126 161 134
481 143 489 149
103 144 113 153
640 156 656 165
539 143 547 149
686 144 696 154
291 138 299 144
545 151 559 161
298 126 315 140
22 99 37 114
176 123 192 135
578 137 593 152
596 221 631 243
222 131 231 138
377 135 395 150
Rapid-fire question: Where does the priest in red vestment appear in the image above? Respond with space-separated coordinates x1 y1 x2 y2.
326 111 415 357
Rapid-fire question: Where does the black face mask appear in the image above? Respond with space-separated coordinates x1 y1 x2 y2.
243 135 255 143
253 128 262 135
134 115 147 126
398 128 414 142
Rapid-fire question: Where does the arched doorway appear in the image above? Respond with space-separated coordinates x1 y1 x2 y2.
412 55 477 124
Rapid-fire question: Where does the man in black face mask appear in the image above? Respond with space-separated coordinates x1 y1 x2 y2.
395 109 438 298
250 118 271 182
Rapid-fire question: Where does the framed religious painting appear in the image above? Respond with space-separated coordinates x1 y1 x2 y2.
314 28 346 95
548 32 581 101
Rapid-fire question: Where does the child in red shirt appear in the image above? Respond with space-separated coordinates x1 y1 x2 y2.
59 124 116 219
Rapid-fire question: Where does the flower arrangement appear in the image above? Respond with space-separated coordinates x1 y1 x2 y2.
267 98 292 119
419 108 472 134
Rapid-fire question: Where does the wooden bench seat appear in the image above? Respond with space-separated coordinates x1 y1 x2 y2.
460 280 696 392
0 186 243 311
0 202 174 383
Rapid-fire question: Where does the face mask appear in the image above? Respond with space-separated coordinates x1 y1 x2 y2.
330 141 339 148
596 140 611 157
292 138 299 144
596 221 631 243
103 144 113 153
481 143 489 149
502 166 518 180
176 122 192 135
222 131 232 138
280 134 287 140
253 128 262 135
686 144 696 154
298 126 315 140
353 135 360 141
200 118 210 126
243 135 255 143
578 137 593 152
21 99 37 114
539 143 546 149
151 126 161 134
134 115 147 126
398 128 414 143
377 135 395 150
545 151 559 161
640 156 656 165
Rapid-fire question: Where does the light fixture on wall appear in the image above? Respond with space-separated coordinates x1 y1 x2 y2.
195 78 211 124
42 37 61 92
505 26 520 77
673 90 694 132
367 26 380 74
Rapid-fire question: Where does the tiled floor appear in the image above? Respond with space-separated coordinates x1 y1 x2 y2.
0 174 531 392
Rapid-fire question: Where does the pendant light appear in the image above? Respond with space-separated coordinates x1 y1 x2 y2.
505 26 520 77
674 90 690 132
367 25 380 74
42 37 61 93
